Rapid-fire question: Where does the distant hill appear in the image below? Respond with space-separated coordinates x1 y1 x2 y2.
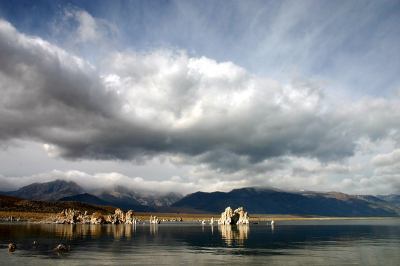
3 181 400 216
377 194 400 207
3 180 84 201
0 195 117 214
0 180 183 211
58 193 111 206
171 187 400 217
58 192 156 212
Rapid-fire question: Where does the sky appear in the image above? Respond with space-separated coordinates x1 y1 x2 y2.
0 0 400 196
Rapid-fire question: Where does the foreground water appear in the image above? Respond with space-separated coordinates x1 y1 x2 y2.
1 219 400 265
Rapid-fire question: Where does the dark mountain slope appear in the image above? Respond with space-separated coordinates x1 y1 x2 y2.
58 192 156 212
377 194 400 207
0 181 183 210
4 180 84 201
58 193 111 206
0 195 116 214
172 187 400 217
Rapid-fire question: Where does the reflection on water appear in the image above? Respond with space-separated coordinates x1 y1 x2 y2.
1 220 400 265
24 223 140 240
218 224 249 246
150 223 158 235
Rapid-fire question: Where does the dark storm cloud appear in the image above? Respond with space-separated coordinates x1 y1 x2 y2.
1 19 400 174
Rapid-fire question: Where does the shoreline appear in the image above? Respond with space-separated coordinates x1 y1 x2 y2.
1 211 399 222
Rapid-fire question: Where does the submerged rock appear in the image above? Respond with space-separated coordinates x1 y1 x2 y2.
53 244 71 253
8 243 16 252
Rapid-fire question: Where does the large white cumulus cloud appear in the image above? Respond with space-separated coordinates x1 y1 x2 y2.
1 18 400 194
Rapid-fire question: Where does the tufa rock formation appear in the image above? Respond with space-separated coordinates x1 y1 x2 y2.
218 207 249 225
91 212 107 224
55 209 92 224
107 209 138 224
53 208 137 224
150 215 161 224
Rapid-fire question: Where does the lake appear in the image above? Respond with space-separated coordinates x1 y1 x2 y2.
1 219 399 265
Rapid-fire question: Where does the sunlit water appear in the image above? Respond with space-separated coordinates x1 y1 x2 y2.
1 219 399 265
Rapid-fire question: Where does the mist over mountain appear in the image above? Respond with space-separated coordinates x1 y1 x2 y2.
93 185 182 207
0 180 183 212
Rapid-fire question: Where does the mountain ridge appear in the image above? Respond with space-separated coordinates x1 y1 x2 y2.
0 194 117 214
2 181 400 216
0 180 183 211
172 187 400 217
1 180 84 201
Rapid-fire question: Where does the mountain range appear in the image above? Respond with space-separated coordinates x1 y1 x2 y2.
1 180 400 217
171 187 400 217
0 180 183 212
1 179 85 201
0 194 117 214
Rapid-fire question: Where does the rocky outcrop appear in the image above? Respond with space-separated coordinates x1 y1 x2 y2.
91 212 107 224
53 208 137 224
125 210 136 224
150 215 160 224
107 209 137 224
218 207 249 225
8 243 16 252
107 208 125 224
53 244 71 253
55 209 91 224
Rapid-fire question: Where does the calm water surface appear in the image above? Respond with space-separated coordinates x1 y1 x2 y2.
1 219 399 265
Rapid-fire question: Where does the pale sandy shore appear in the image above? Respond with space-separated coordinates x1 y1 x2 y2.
1 211 398 222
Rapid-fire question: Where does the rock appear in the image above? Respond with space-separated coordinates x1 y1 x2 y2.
218 207 249 225
91 212 106 224
105 208 138 224
125 210 136 224
53 244 71 253
56 208 81 224
54 208 138 224
150 215 160 224
8 243 16 252
114 208 125 223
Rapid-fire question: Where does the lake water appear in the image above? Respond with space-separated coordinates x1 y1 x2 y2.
1 219 400 265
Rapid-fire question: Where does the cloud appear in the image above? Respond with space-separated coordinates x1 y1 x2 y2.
51 6 119 45
357 174 400 195
0 170 197 195
1 17 400 194
371 149 400 176
371 149 400 166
